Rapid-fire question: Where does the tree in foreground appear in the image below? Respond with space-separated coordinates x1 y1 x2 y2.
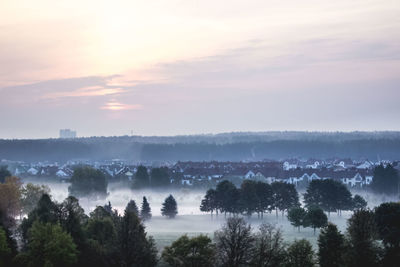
285 239 315 267
374 202 400 266
120 203 158 267
69 166 108 197
318 223 345 267
251 223 286 267
304 206 328 235
0 176 22 222
345 209 380 267
288 207 307 232
0 226 12 266
126 200 139 215
20 221 78 267
214 217 254 267
162 234 216 267
140 196 152 221
161 195 178 218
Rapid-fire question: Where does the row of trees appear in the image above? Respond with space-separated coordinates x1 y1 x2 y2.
133 165 171 188
163 202 400 267
200 179 367 218
200 180 299 218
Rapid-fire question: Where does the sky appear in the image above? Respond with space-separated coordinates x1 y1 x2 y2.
1 0 400 139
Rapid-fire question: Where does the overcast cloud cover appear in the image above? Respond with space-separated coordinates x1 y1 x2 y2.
1 0 400 138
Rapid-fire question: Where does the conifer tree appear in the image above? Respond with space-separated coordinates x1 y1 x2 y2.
126 200 139 215
161 195 178 219
318 223 345 267
140 196 152 221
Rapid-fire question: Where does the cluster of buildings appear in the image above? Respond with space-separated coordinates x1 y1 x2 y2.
2 158 399 189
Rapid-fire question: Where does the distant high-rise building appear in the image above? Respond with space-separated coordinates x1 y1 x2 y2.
59 129 77 138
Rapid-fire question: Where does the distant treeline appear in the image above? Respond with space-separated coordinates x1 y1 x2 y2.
1 132 400 162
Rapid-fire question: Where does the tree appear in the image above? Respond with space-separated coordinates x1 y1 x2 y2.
20 183 51 215
200 189 218 217
126 200 139 215
251 223 286 267
214 217 255 267
345 209 380 267
0 226 12 267
318 223 345 267
287 207 307 232
150 167 170 187
20 194 60 245
370 164 399 195
304 179 352 215
215 180 240 216
374 202 400 266
134 165 150 188
239 180 259 217
271 182 300 217
304 206 328 235
0 166 11 183
255 182 273 218
162 234 216 267
0 176 22 221
68 166 108 197
285 239 315 267
352 195 367 211
120 204 158 267
140 196 152 221
25 221 78 267
161 195 178 218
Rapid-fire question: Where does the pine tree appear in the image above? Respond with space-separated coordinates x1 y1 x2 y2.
126 200 139 215
318 223 345 267
140 197 152 221
161 195 178 219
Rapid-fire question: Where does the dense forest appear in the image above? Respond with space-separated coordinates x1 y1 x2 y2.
1 132 400 162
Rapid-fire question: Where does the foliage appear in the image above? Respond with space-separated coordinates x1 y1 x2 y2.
200 189 218 216
140 196 152 221
150 167 170 187
120 205 158 267
345 209 380 267
251 223 286 267
287 207 307 232
352 194 367 210
304 206 328 235
271 182 300 216
0 226 12 267
318 223 345 267
20 183 51 215
0 176 22 221
68 166 108 197
0 166 11 183
161 194 178 218
126 200 139 215
374 202 400 266
304 179 353 215
285 239 315 267
162 234 216 267
239 180 259 217
25 221 78 267
214 217 255 267
134 165 150 188
215 180 240 215
370 164 399 195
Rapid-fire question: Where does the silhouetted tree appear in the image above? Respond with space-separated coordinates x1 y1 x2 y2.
200 189 218 217
150 167 170 187
162 234 216 267
69 166 108 197
140 197 152 221
214 217 255 267
371 164 399 195
352 195 367 211
374 202 400 266
285 239 315 267
304 206 328 235
251 223 286 267
126 200 139 215
134 165 150 188
318 223 345 267
255 181 273 218
240 180 259 217
216 180 239 216
288 207 307 232
271 182 300 217
161 195 178 219
0 166 11 183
